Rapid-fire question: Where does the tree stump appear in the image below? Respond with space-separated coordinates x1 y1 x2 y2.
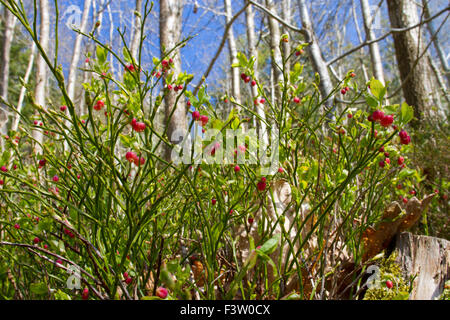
395 232 450 300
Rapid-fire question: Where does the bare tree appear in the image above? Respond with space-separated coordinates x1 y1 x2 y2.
224 0 241 105
351 0 370 82
297 0 334 109
360 0 386 84
422 0 449 84
67 0 91 104
12 43 36 131
245 2 268 146
0 8 16 100
106 1 115 76
281 0 291 75
33 0 50 154
265 0 283 103
130 0 143 61
0 8 17 140
79 0 107 115
387 0 436 126
160 0 187 160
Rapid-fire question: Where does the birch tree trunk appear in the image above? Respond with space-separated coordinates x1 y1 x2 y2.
79 0 104 115
0 8 16 100
224 0 241 105
351 0 370 82
386 0 436 127
360 0 386 85
245 3 268 147
297 0 334 110
0 8 17 140
33 0 50 154
130 0 143 61
160 0 187 161
107 1 115 76
426 54 448 117
422 0 449 85
66 0 91 130
281 0 291 75
265 0 283 104
12 44 36 131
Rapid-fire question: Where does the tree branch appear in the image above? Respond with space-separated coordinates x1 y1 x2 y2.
247 0 307 37
326 5 450 66
386 11 450 99
193 2 250 96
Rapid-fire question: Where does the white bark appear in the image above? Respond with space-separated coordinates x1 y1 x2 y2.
64 0 91 150
0 9 16 100
422 0 449 84
130 0 143 61
67 0 91 103
360 0 386 84
297 0 334 109
266 0 283 103
92 0 104 34
0 9 17 141
246 3 268 147
33 0 50 154
224 0 241 104
160 0 187 160
12 43 36 132
107 1 115 76
351 0 370 82
79 0 105 115
427 53 449 116
281 0 291 75
395 232 450 300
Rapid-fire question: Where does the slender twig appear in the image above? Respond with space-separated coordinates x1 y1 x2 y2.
326 6 450 66
0 241 105 299
152 237 165 296
193 3 250 95
386 11 450 99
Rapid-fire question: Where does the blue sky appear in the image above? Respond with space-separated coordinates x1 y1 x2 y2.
17 0 449 94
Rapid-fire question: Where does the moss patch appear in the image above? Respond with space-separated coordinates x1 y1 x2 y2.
363 251 413 300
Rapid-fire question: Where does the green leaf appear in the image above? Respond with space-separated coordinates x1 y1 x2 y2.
141 296 164 300
226 108 236 124
123 47 132 63
293 62 303 74
392 292 410 300
198 87 205 104
384 104 399 114
30 282 48 295
400 102 414 124
369 78 386 101
2 150 11 164
256 234 280 255
236 52 248 68
296 82 306 93
96 45 107 65
37 218 52 232
365 95 379 108
54 289 72 300
231 117 240 130
211 119 223 130
398 168 416 180
283 292 302 300
119 134 136 148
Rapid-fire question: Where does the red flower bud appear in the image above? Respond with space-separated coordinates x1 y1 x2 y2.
156 287 168 299
192 110 200 120
380 114 394 127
